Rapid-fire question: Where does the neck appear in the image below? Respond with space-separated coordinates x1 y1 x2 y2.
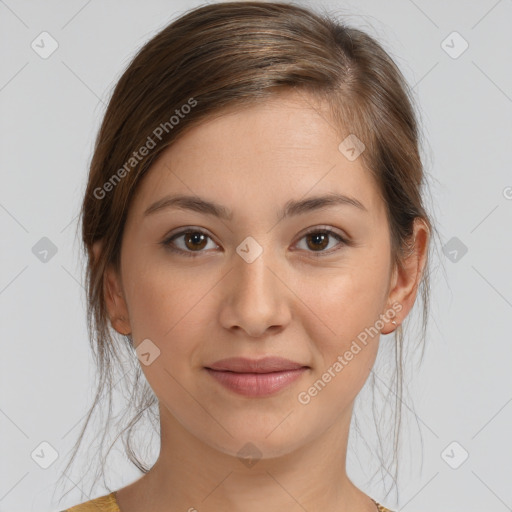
116 403 376 512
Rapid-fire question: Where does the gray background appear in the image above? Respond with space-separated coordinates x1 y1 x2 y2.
1 0 511 511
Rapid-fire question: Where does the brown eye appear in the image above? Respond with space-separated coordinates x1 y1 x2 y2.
182 231 208 251
163 229 218 257
305 232 330 251
295 228 347 257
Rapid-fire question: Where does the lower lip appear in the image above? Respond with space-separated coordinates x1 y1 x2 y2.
205 368 308 397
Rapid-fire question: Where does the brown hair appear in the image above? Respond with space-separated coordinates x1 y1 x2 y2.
58 0 437 503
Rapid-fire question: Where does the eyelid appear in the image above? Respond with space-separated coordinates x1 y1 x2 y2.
299 225 348 240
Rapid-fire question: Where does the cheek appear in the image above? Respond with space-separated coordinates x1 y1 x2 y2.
294 251 390 389
127 260 207 336
125 265 212 406
125 261 223 379
299 259 390 339
295 269 387 412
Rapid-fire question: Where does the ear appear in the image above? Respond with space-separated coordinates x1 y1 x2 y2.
380 218 429 334
92 240 132 336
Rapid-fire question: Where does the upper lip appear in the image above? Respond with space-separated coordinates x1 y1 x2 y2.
205 357 308 373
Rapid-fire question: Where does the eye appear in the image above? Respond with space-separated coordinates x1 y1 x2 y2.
162 228 218 257
294 227 347 257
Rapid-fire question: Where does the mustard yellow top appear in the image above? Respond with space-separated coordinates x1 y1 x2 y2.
62 492 120 511
62 491 394 511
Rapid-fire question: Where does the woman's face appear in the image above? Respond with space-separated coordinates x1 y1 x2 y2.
102 91 417 459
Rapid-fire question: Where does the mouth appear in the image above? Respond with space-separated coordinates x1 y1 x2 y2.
204 356 309 373
204 357 310 397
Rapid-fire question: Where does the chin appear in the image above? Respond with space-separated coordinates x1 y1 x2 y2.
201 421 313 462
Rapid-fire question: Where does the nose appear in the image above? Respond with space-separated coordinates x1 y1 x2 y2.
218 248 291 338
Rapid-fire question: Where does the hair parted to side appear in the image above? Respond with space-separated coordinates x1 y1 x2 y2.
57 0 437 503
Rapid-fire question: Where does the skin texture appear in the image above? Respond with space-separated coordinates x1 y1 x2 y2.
93 90 428 512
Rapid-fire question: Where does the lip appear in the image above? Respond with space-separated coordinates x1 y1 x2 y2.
205 356 308 373
204 357 309 397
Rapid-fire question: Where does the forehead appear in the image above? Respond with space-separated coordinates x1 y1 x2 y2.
128 91 384 221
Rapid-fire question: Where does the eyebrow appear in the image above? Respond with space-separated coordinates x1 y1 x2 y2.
143 192 368 221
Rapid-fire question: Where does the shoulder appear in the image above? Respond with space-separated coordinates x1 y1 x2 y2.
59 492 119 512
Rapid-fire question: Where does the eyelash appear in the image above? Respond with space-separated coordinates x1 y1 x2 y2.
161 226 349 258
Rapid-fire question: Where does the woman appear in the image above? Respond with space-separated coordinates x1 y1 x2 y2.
59 2 432 511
